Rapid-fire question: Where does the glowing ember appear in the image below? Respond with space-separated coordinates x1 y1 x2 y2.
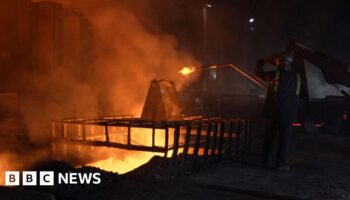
178 66 195 75
86 150 164 174
76 127 176 174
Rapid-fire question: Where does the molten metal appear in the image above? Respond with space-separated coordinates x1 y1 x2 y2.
178 66 195 75
86 150 165 174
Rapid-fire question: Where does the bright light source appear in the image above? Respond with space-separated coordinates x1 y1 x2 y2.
178 66 196 76
206 4 212 8
249 18 255 23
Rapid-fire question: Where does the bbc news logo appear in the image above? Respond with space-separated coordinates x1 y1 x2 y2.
5 171 101 186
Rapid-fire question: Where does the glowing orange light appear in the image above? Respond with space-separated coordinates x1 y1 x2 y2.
85 127 175 174
178 66 195 76
86 150 165 174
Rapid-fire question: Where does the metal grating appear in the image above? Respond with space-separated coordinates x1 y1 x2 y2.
52 116 252 165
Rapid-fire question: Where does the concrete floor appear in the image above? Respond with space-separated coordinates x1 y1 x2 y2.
189 132 350 200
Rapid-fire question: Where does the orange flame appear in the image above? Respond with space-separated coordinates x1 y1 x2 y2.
178 66 195 76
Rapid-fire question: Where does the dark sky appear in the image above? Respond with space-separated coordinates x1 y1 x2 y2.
254 0 350 61
140 0 350 71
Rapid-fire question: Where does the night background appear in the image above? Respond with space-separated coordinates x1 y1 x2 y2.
150 0 350 70
2 0 350 92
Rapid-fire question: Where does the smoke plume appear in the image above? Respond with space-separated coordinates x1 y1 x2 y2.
25 0 200 143
0 0 200 175
58 0 199 115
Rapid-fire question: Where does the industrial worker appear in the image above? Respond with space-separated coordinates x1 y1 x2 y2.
256 50 302 171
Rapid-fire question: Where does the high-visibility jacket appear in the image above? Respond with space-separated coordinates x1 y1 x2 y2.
273 70 302 96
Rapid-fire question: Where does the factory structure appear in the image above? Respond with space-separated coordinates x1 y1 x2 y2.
0 0 94 146
0 0 92 93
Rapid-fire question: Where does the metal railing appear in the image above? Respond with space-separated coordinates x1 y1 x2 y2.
51 116 252 166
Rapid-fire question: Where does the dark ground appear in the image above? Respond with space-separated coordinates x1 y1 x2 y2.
1 131 350 200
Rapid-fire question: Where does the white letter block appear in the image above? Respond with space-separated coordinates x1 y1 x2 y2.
23 171 37 186
5 171 20 186
40 171 54 186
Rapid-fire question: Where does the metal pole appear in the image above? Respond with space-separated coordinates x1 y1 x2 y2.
164 127 169 158
105 125 109 143
210 122 219 161
227 120 234 159
193 124 202 165
235 120 241 157
152 123 155 147
202 4 208 65
172 125 180 165
217 121 225 161
183 124 192 164
204 122 212 163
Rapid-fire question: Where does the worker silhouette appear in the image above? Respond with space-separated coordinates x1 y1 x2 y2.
256 50 302 171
